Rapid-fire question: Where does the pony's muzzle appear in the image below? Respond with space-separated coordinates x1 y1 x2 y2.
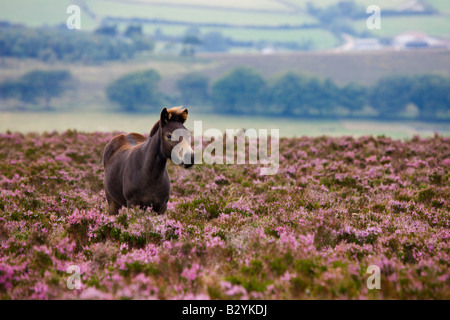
171 135 194 168
183 153 195 168
179 150 194 168
175 143 194 168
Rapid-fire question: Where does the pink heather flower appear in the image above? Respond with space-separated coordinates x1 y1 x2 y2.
167 202 176 210
80 287 113 300
181 264 201 281
0 264 15 290
117 287 133 300
31 282 50 300
55 154 72 162
279 232 299 249
33 245 52 256
275 226 287 236
176 293 210 300
207 236 225 249
281 271 295 282
366 155 377 164
387 273 398 282
380 156 391 163
220 281 248 299
214 174 227 183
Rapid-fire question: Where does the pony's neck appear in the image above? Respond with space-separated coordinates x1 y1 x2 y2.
143 128 167 180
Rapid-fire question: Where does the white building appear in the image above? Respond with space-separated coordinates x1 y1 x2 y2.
393 32 448 50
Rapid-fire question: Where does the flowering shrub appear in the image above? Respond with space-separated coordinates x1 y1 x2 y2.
0 130 449 299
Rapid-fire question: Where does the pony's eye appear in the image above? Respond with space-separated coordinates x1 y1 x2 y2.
166 133 172 140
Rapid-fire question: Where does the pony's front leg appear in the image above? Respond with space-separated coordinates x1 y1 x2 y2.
106 191 120 215
108 200 120 215
155 201 167 215
126 199 137 209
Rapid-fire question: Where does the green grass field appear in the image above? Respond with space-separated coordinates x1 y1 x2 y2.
1 112 449 139
138 24 338 49
1 0 449 52
353 15 450 38
122 0 292 11
0 0 69 26
0 0 97 29
284 0 407 10
88 0 316 26
203 28 337 49
427 0 450 13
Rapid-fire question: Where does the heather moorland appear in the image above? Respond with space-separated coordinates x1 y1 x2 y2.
0 130 448 299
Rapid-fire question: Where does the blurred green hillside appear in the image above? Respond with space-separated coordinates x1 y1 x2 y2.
1 0 449 120
1 0 449 51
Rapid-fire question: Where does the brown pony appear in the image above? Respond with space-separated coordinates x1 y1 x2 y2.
103 107 194 215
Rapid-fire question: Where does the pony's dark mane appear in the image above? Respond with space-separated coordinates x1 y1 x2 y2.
150 106 188 137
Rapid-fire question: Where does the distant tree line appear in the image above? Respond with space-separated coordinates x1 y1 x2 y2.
105 67 450 120
1 67 448 120
106 70 163 112
0 70 73 109
0 24 154 63
306 1 365 37
370 74 450 119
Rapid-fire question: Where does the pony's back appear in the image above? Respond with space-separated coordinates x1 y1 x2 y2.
103 133 147 168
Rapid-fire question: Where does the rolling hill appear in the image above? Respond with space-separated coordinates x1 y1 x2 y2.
0 0 449 51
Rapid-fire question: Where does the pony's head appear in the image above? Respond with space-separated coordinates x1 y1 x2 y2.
150 106 195 168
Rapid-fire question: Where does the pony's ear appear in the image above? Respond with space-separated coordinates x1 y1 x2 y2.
160 107 170 125
181 108 188 123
